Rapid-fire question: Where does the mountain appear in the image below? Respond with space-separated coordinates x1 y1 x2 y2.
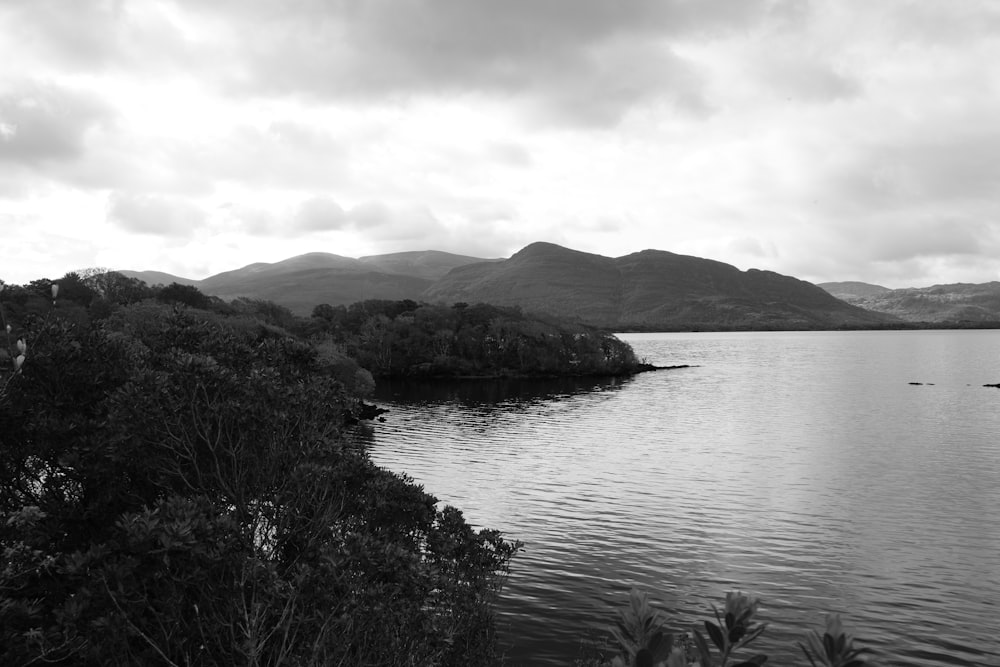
120 244 908 328
425 242 894 329
197 253 429 315
119 251 493 315
426 243 624 323
119 270 200 287
199 253 364 287
818 281 893 299
358 250 503 280
819 281 1000 322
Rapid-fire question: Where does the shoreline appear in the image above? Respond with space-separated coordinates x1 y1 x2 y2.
369 363 694 383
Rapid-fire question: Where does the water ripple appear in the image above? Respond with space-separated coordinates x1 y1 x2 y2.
359 331 1000 666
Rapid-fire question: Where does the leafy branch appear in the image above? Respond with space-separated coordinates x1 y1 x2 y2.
585 589 874 667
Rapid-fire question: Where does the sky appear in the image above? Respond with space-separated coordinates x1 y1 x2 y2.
2 0 1000 289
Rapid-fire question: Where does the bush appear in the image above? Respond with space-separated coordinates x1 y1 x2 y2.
312 299 644 378
0 302 519 666
579 589 873 667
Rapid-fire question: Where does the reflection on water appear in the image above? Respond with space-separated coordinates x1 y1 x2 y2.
356 331 1000 667
372 375 635 408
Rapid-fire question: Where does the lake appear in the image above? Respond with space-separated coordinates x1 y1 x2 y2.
353 330 1000 666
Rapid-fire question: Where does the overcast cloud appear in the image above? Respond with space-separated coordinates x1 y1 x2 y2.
2 0 999 287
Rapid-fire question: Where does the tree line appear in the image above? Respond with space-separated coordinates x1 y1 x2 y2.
311 299 643 378
1 274 520 665
2 271 646 382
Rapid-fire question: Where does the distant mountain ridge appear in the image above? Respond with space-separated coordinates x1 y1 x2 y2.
426 242 893 330
122 250 496 316
819 281 1000 322
358 250 503 280
120 270 200 287
818 281 893 298
122 242 899 329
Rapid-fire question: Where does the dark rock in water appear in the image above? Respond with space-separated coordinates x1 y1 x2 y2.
358 401 389 420
984 383 1000 388
909 382 924 385
636 363 693 373
345 401 389 424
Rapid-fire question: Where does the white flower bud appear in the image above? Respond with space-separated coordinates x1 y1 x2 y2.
51 284 59 299
13 354 24 371
16 338 26 355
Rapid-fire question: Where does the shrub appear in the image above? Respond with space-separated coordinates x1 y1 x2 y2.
580 589 873 667
0 302 519 666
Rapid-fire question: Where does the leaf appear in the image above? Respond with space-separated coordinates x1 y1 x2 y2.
835 632 846 656
635 648 655 667
739 623 768 647
693 628 714 666
799 641 820 667
647 630 674 661
705 620 726 651
732 657 768 667
823 632 836 659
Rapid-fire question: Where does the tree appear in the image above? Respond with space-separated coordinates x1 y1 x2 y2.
81 269 153 306
331 300 643 378
229 297 298 331
1 303 519 665
156 282 211 309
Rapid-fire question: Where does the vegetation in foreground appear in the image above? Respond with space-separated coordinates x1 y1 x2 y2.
1 277 520 666
582 590 873 667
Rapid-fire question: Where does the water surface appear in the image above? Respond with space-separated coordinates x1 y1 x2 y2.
356 331 1000 666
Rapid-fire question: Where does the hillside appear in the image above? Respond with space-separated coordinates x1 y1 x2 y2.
358 250 502 280
818 281 893 299
119 270 200 287
123 251 492 315
119 244 911 328
425 243 624 323
425 242 894 330
819 281 1000 322
206 267 433 315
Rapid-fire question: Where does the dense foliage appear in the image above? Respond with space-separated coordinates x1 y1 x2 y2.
1 283 519 666
581 590 873 667
311 299 643 378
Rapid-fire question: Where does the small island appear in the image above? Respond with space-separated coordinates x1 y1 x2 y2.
310 299 663 380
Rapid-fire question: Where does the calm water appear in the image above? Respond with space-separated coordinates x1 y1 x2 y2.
354 331 1000 666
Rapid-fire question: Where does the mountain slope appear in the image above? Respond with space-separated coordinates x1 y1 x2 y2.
141 251 492 315
197 259 429 315
119 270 200 287
199 253 363 289
818 281 892 299
425 242 893 329
425 243 623 323
358 250 502 280
820 281 1000 322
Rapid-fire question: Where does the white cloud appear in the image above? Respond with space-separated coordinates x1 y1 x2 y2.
107 192 205 237
1 0 1000 289
0 81 113 165
293 196 349 231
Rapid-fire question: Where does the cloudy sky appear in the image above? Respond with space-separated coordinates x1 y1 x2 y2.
2 0 999 288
